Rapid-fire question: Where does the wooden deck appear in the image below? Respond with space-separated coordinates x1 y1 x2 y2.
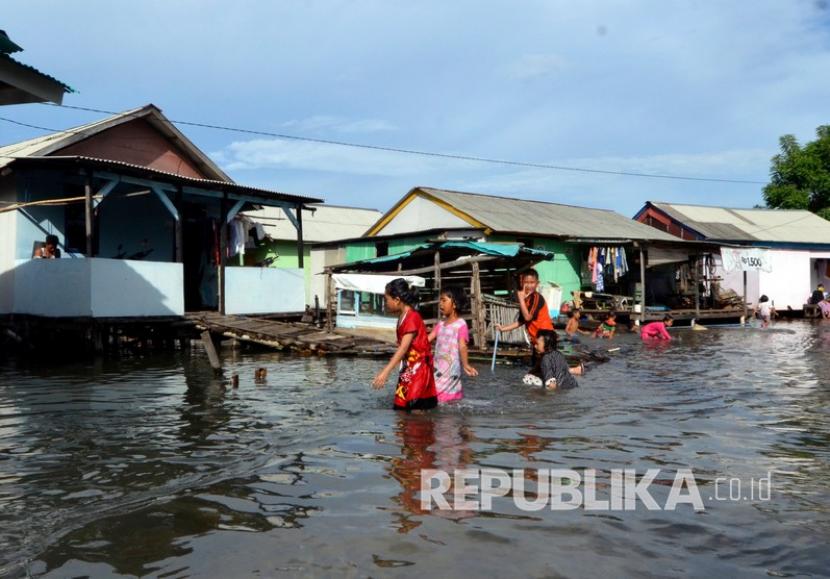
186 312 397 356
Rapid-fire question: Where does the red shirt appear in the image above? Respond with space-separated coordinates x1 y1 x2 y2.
395 309 437 407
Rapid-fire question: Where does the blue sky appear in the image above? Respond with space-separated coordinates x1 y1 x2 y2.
3 0 830 215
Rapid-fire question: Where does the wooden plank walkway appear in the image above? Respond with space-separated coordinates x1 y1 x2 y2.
186 312 397 356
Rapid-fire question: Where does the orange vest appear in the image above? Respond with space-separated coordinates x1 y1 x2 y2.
524 292 554 339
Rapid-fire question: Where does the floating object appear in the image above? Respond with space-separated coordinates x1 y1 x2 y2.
231 374 239 389
490 330 500 373
607 347 620 353
692 323 708 331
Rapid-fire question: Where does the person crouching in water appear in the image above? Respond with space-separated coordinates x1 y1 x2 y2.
496 269 554 367
372 278 438 411
593 311 617 339
641 314 673 341
429 286 478 404
528 329 581 390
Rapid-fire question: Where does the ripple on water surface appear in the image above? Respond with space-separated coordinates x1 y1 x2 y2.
0 323 828 577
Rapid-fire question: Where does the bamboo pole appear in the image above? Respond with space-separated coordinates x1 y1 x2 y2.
694 255 700 319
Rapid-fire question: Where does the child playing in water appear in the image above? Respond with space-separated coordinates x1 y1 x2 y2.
429 286 478 403
641 314 673 341
593 311 617 339
755 295 775 328
565 308 591 343
496 269 555 361
372 278 438 411
525 329 581 390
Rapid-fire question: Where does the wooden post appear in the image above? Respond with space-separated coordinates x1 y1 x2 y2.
84 174 94 257
174 187 183 263
693 255 700 319
201 330 222 373
434 250 442 296
470 261 485 349
296 205 304 268
219 198 228 315
639 246 646 324
743 270 748 321
325 270 334 332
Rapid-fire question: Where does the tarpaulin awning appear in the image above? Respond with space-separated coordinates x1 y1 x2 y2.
332 274 426 295
347 240 554 267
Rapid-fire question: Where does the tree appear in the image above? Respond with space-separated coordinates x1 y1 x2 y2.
764 125 830 220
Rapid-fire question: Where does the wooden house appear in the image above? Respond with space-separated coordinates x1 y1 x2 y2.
0 105 320 321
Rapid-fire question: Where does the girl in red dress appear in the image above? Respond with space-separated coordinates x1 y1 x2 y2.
372 278 437 411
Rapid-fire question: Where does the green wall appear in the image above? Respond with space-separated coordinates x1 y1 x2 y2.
345 241 377 263
487 235 582 298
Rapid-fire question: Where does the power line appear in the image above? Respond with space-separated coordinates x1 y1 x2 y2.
3 102 769 185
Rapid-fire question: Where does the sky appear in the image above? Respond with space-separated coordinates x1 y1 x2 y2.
3 0 830 216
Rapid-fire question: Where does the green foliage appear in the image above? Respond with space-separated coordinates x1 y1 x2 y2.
764 125 830 217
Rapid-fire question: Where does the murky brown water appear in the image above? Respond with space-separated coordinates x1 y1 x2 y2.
1 322 829 577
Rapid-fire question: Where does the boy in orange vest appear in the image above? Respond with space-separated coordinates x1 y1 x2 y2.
496 269 555 357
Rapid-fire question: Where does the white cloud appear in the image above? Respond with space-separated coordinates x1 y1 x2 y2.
212 137 460 176
507 53 568 80
281 115 397 134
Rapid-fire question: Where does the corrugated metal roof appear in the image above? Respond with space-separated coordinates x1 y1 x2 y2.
417 187 681 242
0 104 229 180
7 155 322 205
244 204 381 242
650 202 830 244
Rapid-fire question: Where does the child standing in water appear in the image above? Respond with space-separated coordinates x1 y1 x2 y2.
372 279 438 411
429 287 478 404
755 295 775 328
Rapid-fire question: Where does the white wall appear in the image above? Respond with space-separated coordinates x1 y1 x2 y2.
224 267 305 315
90 259 183 317
309 247 344 306
758 250 811 311
13 258 92 316
377 195 471 236
11 258 184 317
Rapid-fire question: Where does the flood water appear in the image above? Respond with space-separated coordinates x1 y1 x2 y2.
1 321 829 578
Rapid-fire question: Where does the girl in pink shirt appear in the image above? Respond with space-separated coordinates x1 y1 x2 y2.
641 315 673 341
429 287 478 403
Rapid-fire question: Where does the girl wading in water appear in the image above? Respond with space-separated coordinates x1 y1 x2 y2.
372 278 438 411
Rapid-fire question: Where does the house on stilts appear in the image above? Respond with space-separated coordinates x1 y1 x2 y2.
0 105 322 348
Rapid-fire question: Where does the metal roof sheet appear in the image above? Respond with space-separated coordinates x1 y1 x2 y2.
244 204 381 242
7 155 322 205
417 187 681 242
651 202 830 244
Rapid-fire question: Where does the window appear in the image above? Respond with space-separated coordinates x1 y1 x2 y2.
339 290 357 314
376 241 389 257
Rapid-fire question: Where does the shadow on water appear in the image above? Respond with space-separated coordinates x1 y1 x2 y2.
0 322 828 576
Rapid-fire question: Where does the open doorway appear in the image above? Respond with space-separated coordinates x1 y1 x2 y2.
182 202 219 311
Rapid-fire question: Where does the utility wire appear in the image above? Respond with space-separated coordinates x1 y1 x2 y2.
1 102 768 185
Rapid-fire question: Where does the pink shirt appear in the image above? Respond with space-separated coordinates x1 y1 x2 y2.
433 318 469 403
641 321 671 341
